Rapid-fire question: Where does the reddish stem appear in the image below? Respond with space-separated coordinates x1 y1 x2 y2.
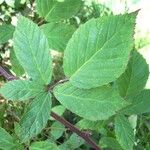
51 112 101 150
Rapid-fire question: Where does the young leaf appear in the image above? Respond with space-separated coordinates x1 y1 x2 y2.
0 24 15 44
117 50 149 98
54 82 128 121
50 121 65 140
36 0 82 22
13 16 52 84
115 114 134 150
41 22 75 52
20 92 51 142
10 49 24 76
64 12 138 89
0 127 22 150
29 141 60 150
0 80 44 101
122 89 150 115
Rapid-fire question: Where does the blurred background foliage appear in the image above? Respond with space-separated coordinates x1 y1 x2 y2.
0 0 150 149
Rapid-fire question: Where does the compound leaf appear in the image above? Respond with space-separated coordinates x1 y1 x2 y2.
36 0 82 22
54 82 128 121
20 92 51 142
115 114 134 150
41 22 75 52
0 24 15 44
64 12 138 89
0 80 44 101
117 50 149 98
13 16 52 84
29 141 60 150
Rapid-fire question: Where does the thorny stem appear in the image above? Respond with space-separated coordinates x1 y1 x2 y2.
0 65 101 150
51 112 101 150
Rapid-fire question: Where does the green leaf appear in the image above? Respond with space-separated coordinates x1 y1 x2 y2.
20 92 51 142
36 0 82 22
13 16 52 84
41 22 75 52
0 24 15 44
77 119 102 131
14 122 21 138
14 0 27 9
50 105 66 120
122 90 150 115
115 114 134 150
54 82 128 121
99 137 122 150
0 127 22 150
10 49 25 76
117 50 149 98
0 80 44 101
59 133 84 150
64 12 138 89
29 141 60 150
0 127 15 150
50 121 65 140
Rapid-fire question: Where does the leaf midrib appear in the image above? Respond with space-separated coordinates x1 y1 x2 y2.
45 3 57 20
55 91 121 105
16 25 47 84
70 24 120 80
22 93 50 141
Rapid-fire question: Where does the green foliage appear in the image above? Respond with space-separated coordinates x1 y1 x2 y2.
29 141 60 150
0 127 23 150
41 22 75 52
0 80 44 101
117 50 149 98
115 114 135 150
59 133 84 150
0 24 15 44
50 121 65 140
77 119 102 131
13 16 52 85
54 81 128 120
0 1 149 149
50 105 66 120
123 89 150 115
99 137 122 150
64 12 137 89
20 92 51 142
0 127 16 150
36 0 82 22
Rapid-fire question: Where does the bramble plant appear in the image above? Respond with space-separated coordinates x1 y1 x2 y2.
0 0 150 150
